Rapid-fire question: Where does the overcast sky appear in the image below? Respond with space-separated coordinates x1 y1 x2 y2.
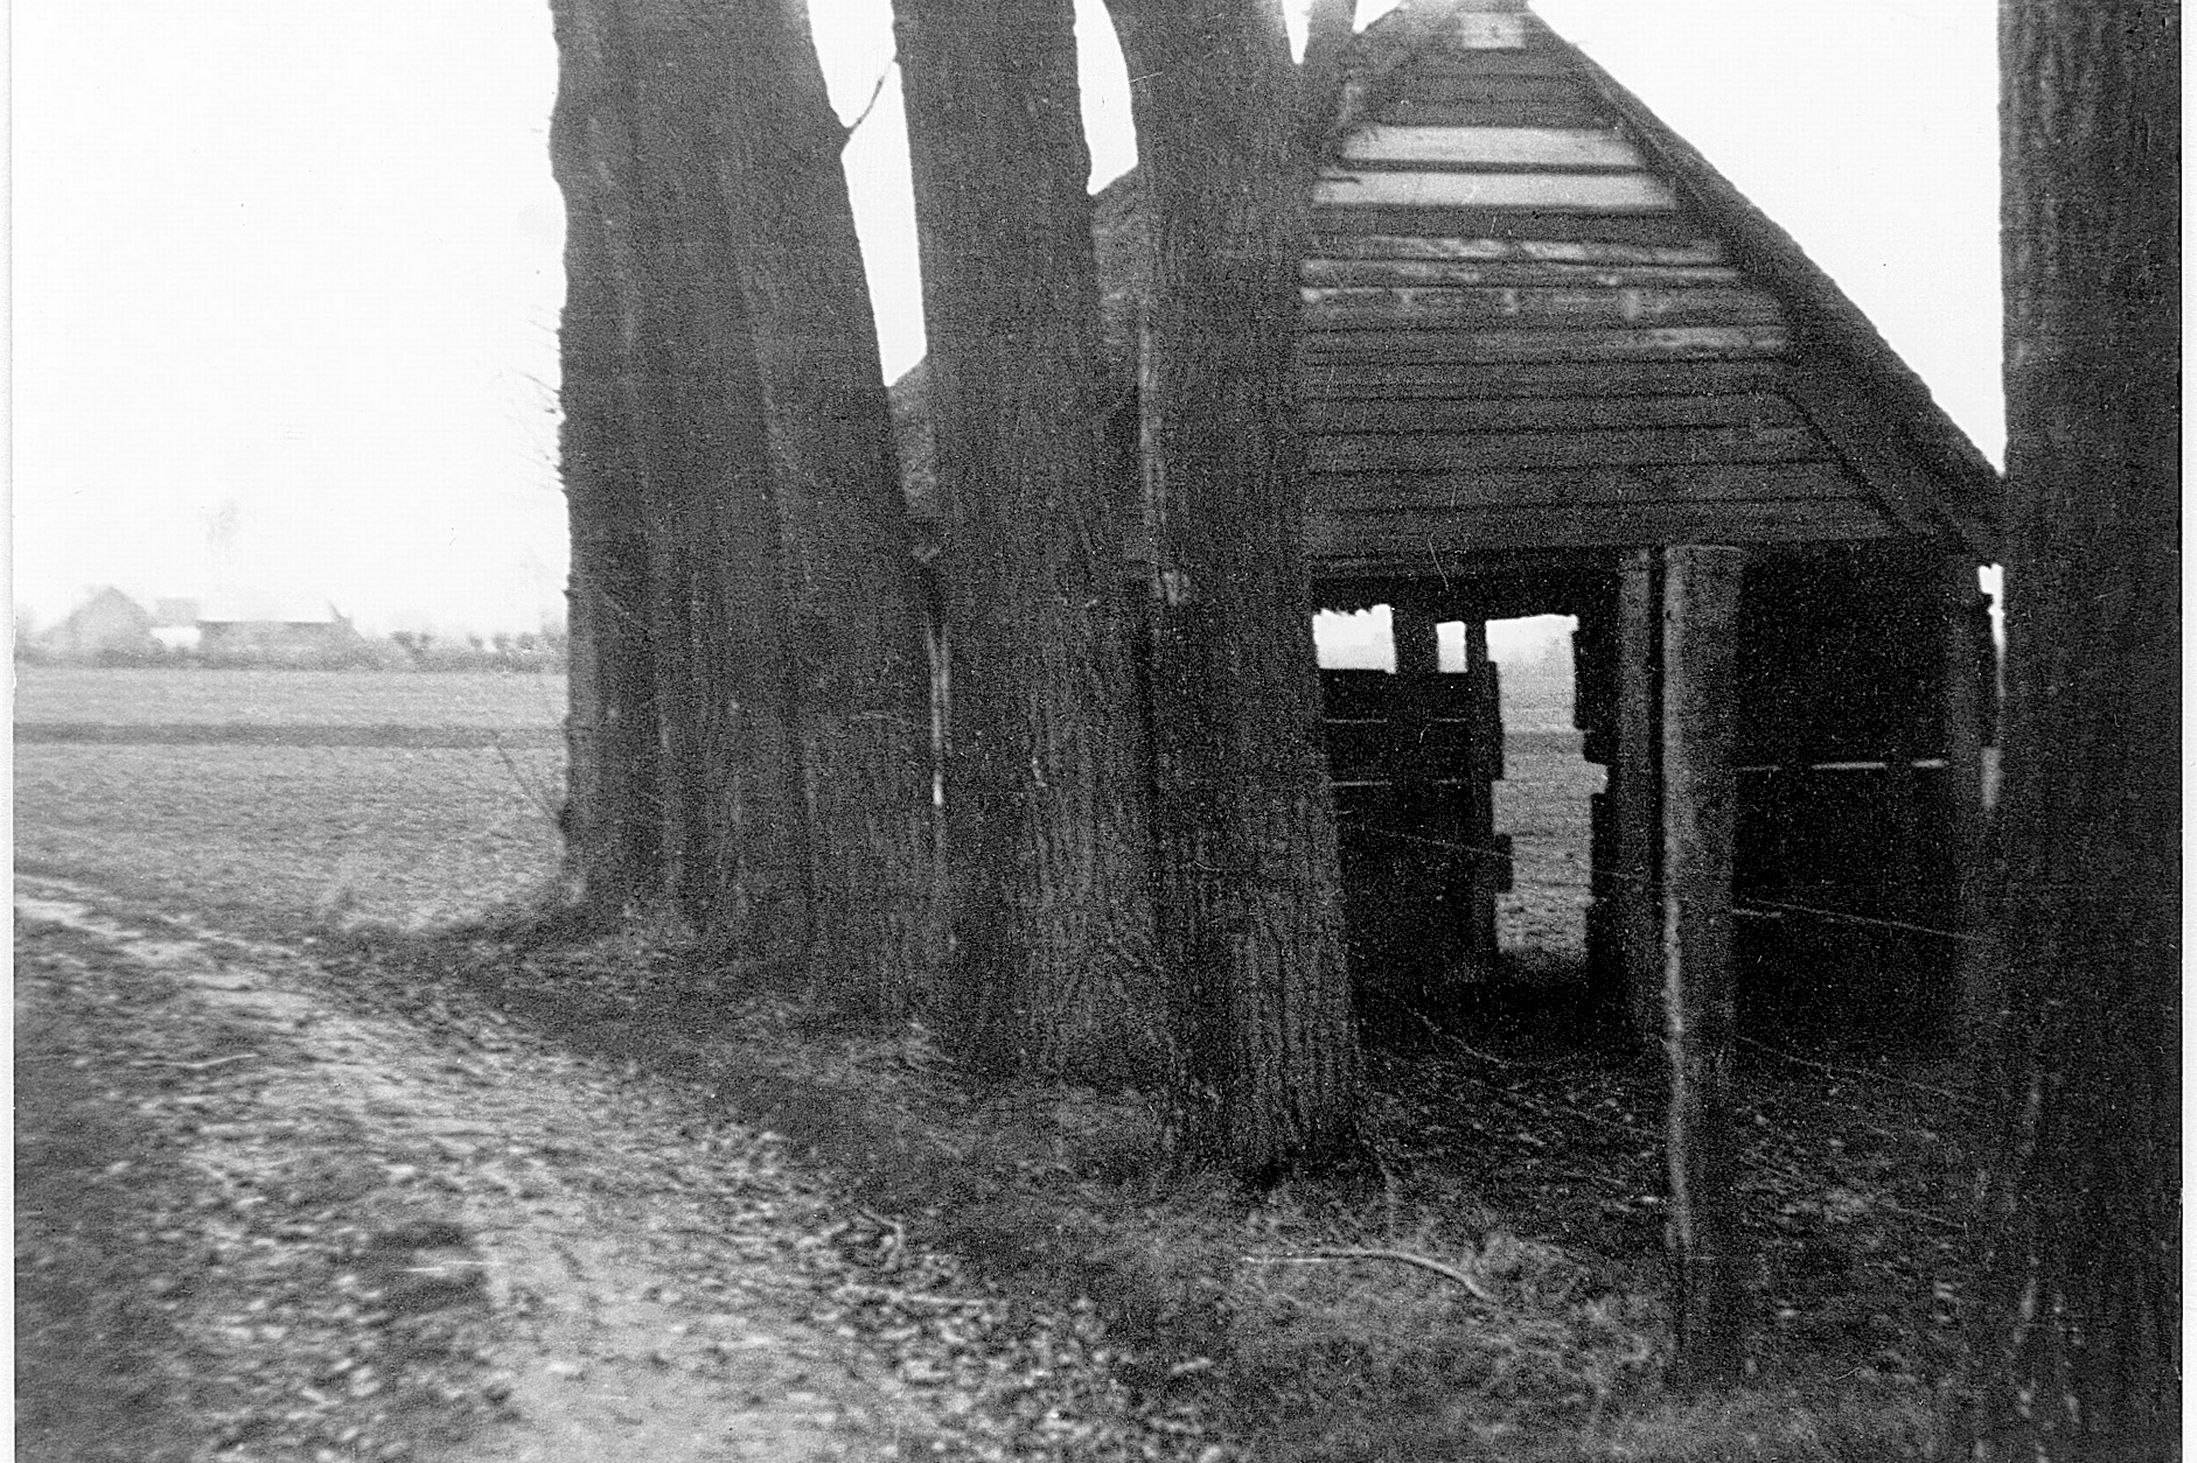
12 0 2000 636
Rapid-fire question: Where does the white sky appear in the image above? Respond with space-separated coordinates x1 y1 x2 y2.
11 0 2001 636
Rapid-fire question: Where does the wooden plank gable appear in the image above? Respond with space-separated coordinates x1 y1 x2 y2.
1295 0 1992 570
890 1 1998 571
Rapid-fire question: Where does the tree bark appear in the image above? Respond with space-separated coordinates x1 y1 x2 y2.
893 0 1160 1079
717 0 944 1014
1660 545 1746 1390
1108 0 1362 1177
1298 0 1356 136
548 0 664 921
1966 4 2180 1457
610 0 814 962
549 0 940 1003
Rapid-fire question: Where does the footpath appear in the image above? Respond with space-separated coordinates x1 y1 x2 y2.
15 877 1200 1463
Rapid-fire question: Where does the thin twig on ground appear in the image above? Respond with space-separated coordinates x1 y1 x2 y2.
1243 1247 1500 1304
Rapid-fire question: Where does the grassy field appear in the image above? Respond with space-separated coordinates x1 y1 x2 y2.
15 668 565 931
16 665 1603 953
1495 730 1602 962
17 666 1963 1460
15 666 568 729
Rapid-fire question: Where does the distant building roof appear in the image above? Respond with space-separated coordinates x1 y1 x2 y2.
37 587 159 660
197 592 347 626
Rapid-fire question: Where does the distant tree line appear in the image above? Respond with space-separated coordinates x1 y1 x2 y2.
17 623 571 672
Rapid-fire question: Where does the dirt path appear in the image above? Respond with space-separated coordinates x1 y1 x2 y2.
16 876 947 1462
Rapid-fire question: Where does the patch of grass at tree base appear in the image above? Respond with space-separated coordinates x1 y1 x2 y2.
327 912 1948 1463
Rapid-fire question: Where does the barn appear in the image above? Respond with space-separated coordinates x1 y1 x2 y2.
34 587 162 663
896 0 1999 1042
196 595 369 666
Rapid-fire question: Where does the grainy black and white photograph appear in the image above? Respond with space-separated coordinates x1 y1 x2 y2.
13 0 2177 1459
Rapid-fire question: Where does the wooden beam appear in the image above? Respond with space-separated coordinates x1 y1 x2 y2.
1300 284 1782 331
1337 124 1644 169
1943 556 1993 1034
1299 324 1791 366
1388 73 1599 107
1308 235 1728 267
1304 426 1824 475
1313 170 1677 212
1301 258 1745 290
1390 598 1483 1003
1304 392 1801 435
1449 12 1531 49
1311 206 1710 247
1377 99 1612 130
1660 543 1747 1388
1303 497 1888 560
1609 549 1662 1043
1297 358 1781 403
1461 616 1504 967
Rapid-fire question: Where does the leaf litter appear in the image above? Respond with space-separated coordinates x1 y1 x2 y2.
16 877 1228 1462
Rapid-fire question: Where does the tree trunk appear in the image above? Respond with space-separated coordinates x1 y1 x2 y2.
1108 0 1362 1177
551 0 824 960
1966 4 2180 1457
717 0 943 1014
893 0 1160 1080
547 0 666 922
614 0 813 962
1298 0 1357 134
549 0 941 1002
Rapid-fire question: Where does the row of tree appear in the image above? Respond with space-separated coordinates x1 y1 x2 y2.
551 0 2176 1453
551 0 1367 1173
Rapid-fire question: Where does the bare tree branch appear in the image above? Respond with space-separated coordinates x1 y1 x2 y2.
840 52 897 147
1244 1247 1501 1304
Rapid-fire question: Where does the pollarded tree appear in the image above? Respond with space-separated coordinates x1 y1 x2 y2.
1965 3 2179 1457
893 0 1160 1079
1105 0 1362 1176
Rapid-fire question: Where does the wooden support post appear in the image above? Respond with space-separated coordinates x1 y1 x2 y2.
1660 543 1746 1388
1388 598 1456 1007
1462 617 1503 972
1391 597 1439 680
1609 549 1662 1045
1942 557 1993 1036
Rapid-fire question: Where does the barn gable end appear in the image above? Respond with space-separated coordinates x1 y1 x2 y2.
1297 0 1997 578
885 0 2002 1037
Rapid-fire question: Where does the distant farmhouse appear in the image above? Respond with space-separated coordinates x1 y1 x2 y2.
151 598 204 653
194 593 368 665
26 587 373 666
34 587 160 663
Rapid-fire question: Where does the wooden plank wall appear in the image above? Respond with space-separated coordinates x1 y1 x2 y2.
1299 8 1891 575
1323 601 1507 1026
1569 544 1985 1038
1725 548 1967 1034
